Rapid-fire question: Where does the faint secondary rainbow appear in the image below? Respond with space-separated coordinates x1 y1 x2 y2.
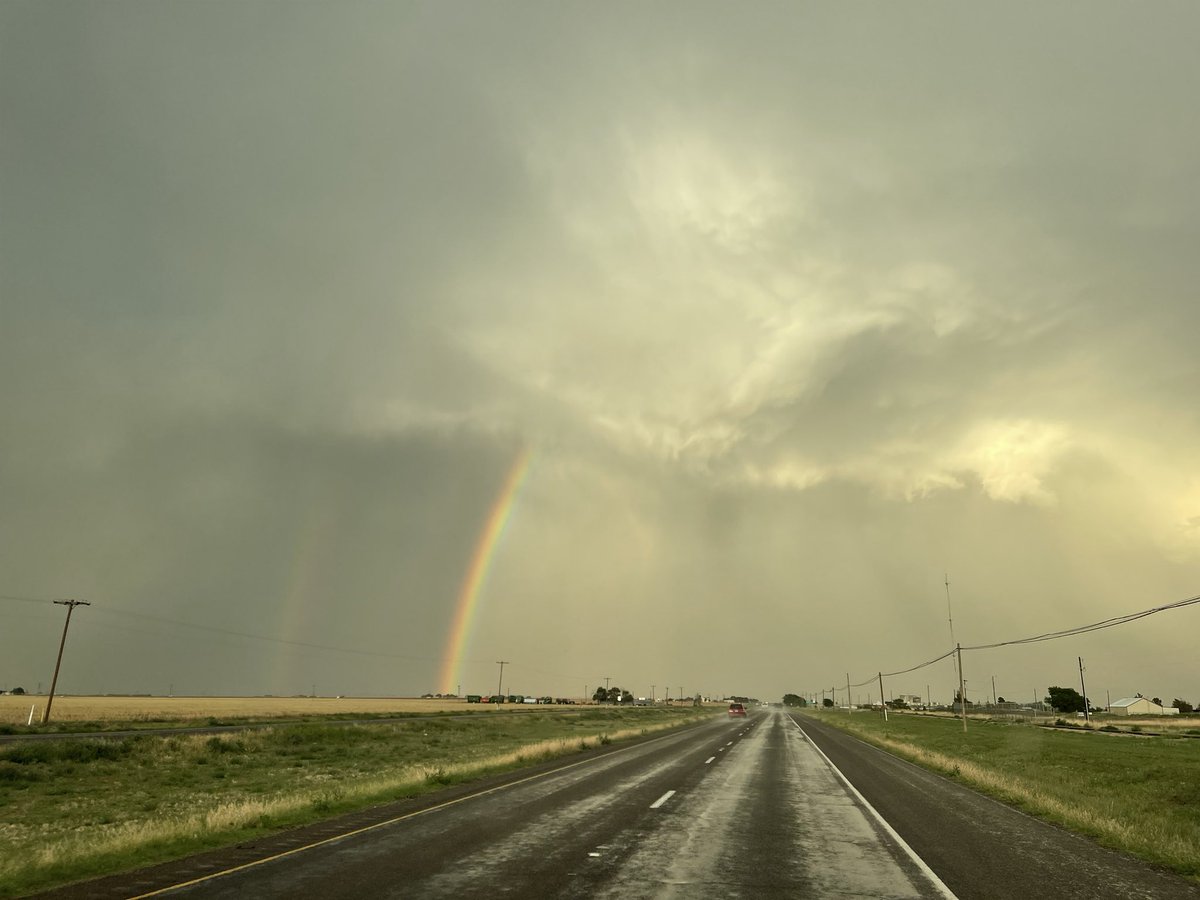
438 446 532 695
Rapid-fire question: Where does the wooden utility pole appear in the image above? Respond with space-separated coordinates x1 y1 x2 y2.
43 599 90 724
496 660 509 698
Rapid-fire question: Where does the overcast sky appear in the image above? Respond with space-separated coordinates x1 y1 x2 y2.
2 3 1198 705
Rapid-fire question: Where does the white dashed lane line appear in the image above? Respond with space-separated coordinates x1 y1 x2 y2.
649 790 676 809
705 756 716 764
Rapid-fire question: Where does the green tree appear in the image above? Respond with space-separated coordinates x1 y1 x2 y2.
822 698 834 708
592 686 608 703
886 697 909 710
1151 697 1163 707
782 693 806 707
1172 698 1193 713
1045 686 1085 713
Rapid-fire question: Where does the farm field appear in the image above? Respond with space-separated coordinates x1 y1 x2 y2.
908 707 1200 733
803 708 1200 883
0 703 714 897
0 695 528 729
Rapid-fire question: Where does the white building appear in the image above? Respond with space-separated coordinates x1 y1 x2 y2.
1107 696 1180 716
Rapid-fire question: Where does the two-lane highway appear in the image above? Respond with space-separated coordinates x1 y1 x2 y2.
39 710 1200 899
64 710 948 898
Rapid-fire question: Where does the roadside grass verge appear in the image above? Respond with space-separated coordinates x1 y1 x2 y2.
803 710 1200 882
0 707 713 897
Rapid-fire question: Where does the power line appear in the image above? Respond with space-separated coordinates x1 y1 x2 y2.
962 594 1200 651
0 594 57 607
2 593 447 664
847 592 1200 688
2 593 668 696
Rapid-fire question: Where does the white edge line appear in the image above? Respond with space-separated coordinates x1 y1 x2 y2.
791 719 959 900
650 789 676 809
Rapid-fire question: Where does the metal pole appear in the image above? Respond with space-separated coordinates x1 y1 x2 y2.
957 644 967 732
878 673 888 722
1078 657 1090 725
945 574 961 716
43 599 90 724
992 675 997 707
944 573 955 644
846 673 852 714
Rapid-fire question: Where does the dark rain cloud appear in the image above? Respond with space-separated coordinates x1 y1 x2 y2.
2 3 1198 701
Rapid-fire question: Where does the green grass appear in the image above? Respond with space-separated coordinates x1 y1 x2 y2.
0 706 713 897
803 709 1200 881
0 708 476 736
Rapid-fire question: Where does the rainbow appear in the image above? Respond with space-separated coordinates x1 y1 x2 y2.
438 446 532 695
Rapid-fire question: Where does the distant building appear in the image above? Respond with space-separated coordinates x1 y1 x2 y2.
1108 697 1179 716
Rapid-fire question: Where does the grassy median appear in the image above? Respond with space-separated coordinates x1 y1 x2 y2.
801 709 1200 882
0 706 713 897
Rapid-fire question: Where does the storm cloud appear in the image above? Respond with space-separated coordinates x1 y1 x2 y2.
2 2 1198 705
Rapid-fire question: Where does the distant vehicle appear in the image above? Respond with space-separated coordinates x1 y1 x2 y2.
466 695 483 703
728 703 746 717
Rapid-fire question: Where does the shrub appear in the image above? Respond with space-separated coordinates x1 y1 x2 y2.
0 761 43 782
2 739 131 765
205 736 247 754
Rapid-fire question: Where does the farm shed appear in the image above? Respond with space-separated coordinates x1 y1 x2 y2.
1107 697 1179 716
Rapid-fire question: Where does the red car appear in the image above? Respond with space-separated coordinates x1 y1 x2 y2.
728 703 746 717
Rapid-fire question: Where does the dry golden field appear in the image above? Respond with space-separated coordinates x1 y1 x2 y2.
0 694 507 725
1104 715 1199 731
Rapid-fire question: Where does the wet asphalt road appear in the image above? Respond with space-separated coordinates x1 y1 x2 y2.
35 710 1200 899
